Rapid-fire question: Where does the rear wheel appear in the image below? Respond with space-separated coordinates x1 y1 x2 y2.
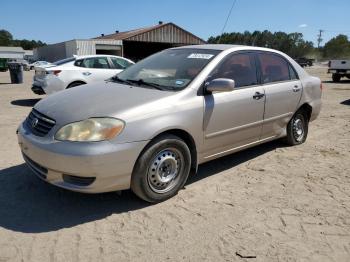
332 74 341 82
285 110 309 146
131 134 191 203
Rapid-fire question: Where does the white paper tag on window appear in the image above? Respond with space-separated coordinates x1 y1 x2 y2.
187 53 214 59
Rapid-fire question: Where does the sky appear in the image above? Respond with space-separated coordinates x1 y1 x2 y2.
1 0 349 46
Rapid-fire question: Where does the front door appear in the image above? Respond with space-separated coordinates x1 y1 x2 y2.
203 52 265 159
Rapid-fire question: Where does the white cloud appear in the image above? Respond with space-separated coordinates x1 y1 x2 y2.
298 24 308 28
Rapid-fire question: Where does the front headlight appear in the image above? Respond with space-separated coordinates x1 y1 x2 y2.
55 118 125 142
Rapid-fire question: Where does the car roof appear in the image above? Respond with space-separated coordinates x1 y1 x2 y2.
75 54 127 59
172 44 287 55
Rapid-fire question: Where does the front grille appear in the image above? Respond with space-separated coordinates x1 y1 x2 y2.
63 174 96 187
23 154 48 179
26 109 55 137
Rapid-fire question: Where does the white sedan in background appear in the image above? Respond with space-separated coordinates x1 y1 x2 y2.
31 55 134 95
29 61 52 70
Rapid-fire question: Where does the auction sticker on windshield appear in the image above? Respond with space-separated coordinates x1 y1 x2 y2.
187 53 214 59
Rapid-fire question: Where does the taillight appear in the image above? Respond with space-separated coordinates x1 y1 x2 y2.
47 70 61 76
320 82 323 91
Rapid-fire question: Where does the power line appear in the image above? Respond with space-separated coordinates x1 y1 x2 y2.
218 0 237 43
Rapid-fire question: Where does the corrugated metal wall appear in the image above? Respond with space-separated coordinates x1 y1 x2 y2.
34 42 67 62
76 40 122 56
34 40 123 62
127 24 205 44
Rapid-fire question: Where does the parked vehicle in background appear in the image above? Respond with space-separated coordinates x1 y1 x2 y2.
16 59 30 71
295 57 314 67
0 58 7 71
18 45 322 202
29 61 52 70
31 55 134 95
328 59 350 82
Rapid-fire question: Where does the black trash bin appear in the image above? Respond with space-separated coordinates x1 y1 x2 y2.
7 62 24 84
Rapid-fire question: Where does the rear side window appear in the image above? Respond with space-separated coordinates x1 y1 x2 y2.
211 53 258 88
110 57 133 69
81 57 110 69
258 53 290 84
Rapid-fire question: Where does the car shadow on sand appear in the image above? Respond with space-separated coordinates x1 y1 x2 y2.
11 98 41 107
340 99 350 106
0 140 284 233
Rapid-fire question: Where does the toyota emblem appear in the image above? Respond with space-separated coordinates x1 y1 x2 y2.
31 118 39 128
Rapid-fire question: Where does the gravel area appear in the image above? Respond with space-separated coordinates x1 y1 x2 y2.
0 67 349 262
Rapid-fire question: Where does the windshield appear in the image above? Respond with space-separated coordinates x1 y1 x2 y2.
54 57 75 66
115 48 221 91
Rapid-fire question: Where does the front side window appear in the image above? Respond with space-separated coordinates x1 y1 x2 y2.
110 57 133 69
258 53 290 84
82 57 110 69
116 48 221 91
210 53 258 88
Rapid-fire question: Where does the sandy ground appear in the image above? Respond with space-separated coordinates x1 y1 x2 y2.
0 67 349 262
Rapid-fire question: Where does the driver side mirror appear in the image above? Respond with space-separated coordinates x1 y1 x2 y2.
205 78 235 93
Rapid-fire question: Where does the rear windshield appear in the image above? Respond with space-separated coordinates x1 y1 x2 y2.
53 57 76 66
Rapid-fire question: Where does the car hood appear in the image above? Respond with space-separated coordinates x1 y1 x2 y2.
34 81 175 125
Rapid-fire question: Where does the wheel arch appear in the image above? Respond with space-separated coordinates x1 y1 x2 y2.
297 103 312 121
66 80 87 89
137 129 198 174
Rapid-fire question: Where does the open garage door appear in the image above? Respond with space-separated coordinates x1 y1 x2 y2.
95 44 122 56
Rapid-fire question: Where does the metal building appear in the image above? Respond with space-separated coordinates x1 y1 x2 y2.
96 22 206 61
0 46 25 59
34 39 123 62
34 22 206 62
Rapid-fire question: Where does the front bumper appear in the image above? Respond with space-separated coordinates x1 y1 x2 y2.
17 122 148 193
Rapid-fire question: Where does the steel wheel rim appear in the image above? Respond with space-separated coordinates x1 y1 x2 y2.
293 116 304 142
147 148 183 194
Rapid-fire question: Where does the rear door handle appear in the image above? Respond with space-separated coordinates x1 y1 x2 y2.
253 92 265 100
82 72 91 76
293 85 301 92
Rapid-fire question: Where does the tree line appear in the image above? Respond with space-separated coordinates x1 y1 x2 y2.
208 31 350 60
0 29 46 50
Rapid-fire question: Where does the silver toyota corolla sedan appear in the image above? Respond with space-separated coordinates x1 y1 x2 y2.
17 45 322 202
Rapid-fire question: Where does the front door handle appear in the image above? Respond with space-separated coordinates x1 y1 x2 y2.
253 92 265 100
82 72 92 76
293 85 301 92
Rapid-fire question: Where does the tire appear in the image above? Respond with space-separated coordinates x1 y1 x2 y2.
131 134 191 203
332 74 341 82
285 110 309 146
67 81 85 89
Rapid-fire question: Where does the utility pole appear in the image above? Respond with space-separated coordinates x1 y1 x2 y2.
317 29 324 48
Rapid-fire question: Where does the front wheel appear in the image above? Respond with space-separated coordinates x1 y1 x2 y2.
285 111 309 146
131 134 191 203
332 74 341 82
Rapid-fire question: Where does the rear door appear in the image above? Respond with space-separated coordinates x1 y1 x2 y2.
257 52 302 139
109 57 134 74
76 57 115 82
203 52 265 159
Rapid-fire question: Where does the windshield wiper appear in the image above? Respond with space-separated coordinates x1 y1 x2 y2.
126 79 167 90
109 75 133 85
